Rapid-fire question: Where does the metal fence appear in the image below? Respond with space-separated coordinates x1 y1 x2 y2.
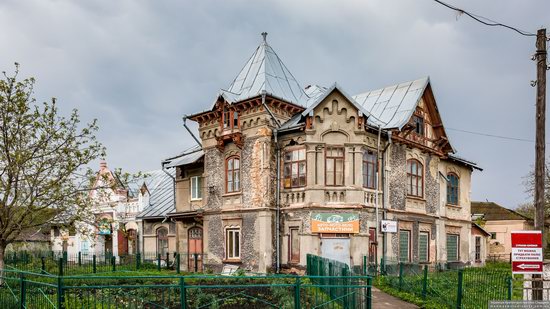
4 251 208 275
0 269 372 309
378 260 514 309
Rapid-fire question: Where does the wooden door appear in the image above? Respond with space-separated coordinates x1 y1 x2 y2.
368 228 377 264
188 227 203 272
289 227 300 263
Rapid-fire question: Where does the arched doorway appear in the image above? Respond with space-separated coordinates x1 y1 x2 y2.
188 227 203 272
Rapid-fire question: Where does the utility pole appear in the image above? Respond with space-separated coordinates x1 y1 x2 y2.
533 28 547 301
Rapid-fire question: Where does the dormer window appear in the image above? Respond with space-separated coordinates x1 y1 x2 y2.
412 115 424 136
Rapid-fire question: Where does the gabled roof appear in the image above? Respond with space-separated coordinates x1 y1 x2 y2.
471 222 491 237
135 169 175 219
471 201 532 221
353 77 429 129
219 33 309 106
301 83 371 118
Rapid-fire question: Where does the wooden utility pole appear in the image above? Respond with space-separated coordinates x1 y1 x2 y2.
533 28 547 301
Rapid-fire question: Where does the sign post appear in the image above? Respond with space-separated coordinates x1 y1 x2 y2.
511 231 543 274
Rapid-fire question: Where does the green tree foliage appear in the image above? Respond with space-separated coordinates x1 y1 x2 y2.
0 63 105 268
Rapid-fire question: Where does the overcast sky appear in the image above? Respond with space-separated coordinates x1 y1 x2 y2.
1 0 548 209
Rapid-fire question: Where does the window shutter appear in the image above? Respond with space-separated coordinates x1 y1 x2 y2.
446 234 458 261
399 231 410 262
419 233 428 262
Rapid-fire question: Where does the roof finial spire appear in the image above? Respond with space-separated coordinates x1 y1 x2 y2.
261 32 268 43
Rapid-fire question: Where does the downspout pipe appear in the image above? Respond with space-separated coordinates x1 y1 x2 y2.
182 116 202 147
260 91 282 273
381 131 391 268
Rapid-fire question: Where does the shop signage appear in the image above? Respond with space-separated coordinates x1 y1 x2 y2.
381 220 398 233
311 213 359 234
511 231 543 274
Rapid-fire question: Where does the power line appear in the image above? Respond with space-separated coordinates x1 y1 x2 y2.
446 127 541 143
432 0 536 37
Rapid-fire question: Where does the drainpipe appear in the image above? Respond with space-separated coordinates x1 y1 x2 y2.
381 131 392 266
182 116 202 147
260 90 282 273
375 126 382 239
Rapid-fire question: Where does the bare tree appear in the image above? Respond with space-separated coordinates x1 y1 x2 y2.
0 64 105 270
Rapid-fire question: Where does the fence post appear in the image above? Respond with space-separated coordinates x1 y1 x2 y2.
398 262 404 291
294 276 301 309
92 255 97 274
366 276 372 309
58 257 63 277
136 253 141 270
57 276 64 309
157 254 161 271
19 273 26 309
363 255 367 276
506 277 513 300
422 265 428 299
166 253 170 270
194 254 198 272
41 256 46 274
380 257 385 275
328 262 334 298
78 252 81 267
456 269 463 309
111 256 116 272
176 254 181 274
179 277 187 309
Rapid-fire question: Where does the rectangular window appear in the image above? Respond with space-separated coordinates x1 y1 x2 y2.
399 230 411 262
419 232 429 263
53 227 60 237
490 232 497 240
363 150 377 189
283 149 306 188
446 234 459 262
190 176 202 200
226 228 241 260
326 147 344 186
475 236 481 261
407 160 423 197
226 157 240 193
289 227 300 263
412 115 424 136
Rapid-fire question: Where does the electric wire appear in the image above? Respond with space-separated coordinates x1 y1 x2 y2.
446 127 546 144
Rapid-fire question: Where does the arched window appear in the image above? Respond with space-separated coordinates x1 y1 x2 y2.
226 156 240 193
407 159 423 197
157 227 168 256
447 173 459 205
363 150 377 189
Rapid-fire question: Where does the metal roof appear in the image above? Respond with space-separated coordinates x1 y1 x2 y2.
301 83 371 118
135 169 175 219
220 33 309 106
352 77 430 129
162 145 204 168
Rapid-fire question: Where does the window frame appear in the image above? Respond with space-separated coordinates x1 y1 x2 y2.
222 107 239 130
399 230 411 262
225 227 241 260
446 234 459 262
190 176 202 200
156 227 169 256
475 236 481 262
362 149 377 189
446 173 460 205
283 148 307 189
412 115 424 136
225 156 241 194
418 232 429 263
490 232 497 240
325 146 345 186
406 159 424 198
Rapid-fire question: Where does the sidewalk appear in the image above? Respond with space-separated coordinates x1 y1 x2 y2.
371 286 419 309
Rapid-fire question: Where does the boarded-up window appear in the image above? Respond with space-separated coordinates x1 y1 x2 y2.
399 230 410 262
326 147 344 186
419 232 429 263
289 227 300 263
447 234 459 262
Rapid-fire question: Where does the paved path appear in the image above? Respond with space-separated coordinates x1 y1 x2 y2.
371 287 419 309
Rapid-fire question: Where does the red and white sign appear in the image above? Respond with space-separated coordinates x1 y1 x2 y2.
511 231 543 274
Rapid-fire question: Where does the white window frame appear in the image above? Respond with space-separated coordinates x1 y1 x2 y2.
225 227 241 260
190 176 202 200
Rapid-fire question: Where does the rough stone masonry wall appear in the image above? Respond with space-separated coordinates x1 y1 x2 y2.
388 144 407 211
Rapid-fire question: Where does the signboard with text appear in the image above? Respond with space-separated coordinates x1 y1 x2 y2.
311 213 359 234
381 220 398 233
511 231 543 274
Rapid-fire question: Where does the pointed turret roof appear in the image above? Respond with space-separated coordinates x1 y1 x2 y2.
220 32 309 106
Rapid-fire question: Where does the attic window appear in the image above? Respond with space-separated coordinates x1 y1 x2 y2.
412 115 424 136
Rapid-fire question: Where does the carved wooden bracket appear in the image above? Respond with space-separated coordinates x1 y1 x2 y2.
215 132 244 152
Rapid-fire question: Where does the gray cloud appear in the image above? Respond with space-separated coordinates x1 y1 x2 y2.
1 0 548 208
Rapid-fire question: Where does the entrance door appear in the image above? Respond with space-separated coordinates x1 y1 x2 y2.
188 227 203 272
320 235 350 266
368 228 377 264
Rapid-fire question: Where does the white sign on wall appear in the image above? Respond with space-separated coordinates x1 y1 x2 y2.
381 220 398 233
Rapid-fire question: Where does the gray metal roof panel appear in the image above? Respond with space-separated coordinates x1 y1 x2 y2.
135 169 175 219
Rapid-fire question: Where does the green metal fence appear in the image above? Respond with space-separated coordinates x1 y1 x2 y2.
4 251 207 275
0 268 372 309
379 260 514 309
